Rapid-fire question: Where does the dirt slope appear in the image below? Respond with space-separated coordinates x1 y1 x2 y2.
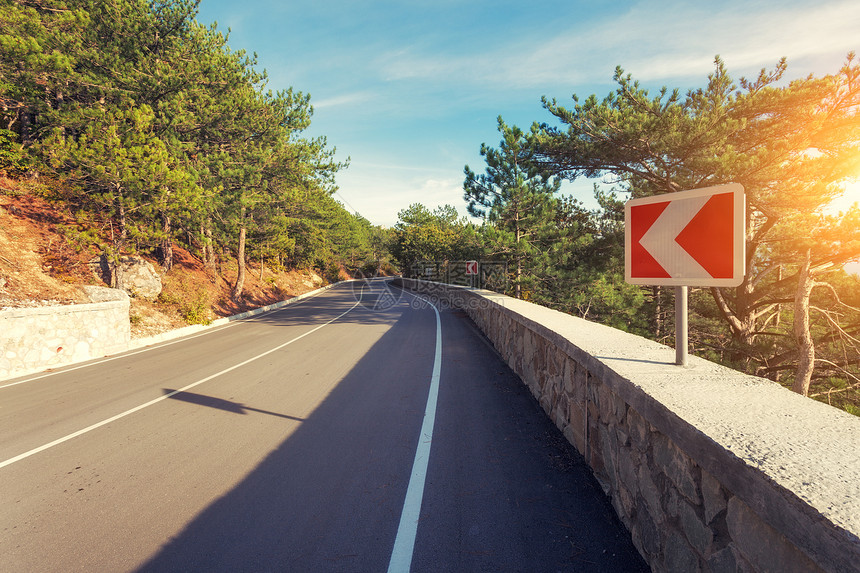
0 177 326 339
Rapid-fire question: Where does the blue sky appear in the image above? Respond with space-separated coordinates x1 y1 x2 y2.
195 0 860 228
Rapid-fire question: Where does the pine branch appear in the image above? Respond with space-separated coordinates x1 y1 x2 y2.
810 306 860 346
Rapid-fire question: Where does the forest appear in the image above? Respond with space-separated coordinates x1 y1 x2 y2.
2 1 859 414
1 0 389 296
392 57 860 415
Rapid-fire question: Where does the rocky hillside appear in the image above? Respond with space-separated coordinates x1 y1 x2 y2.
0 177 328 339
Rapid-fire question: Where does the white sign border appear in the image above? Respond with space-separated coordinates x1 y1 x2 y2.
624 183 745 287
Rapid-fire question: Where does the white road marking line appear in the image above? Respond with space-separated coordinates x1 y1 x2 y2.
0 301 360 471
387 291 442 573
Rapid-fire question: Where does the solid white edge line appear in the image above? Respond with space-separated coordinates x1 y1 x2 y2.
0 301 360 471
387 291 442 573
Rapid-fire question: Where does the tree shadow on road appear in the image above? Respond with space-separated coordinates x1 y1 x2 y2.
136 298 647 572
163 389 305 422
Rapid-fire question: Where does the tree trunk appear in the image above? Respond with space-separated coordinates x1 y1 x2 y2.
711 284 761 368
232 217 247 301
18 108 33 146
111 188 127 291
110 252 124 291
203 219 216 275
116 190 127 243
260 243 265 280
55 90 65 137
160 212 173 270
792 250 816 396
775 265 782 327
711 285 758 346
514 211 522 299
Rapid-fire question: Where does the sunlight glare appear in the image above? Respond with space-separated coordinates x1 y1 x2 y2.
830 177 860 213
838 177 860 275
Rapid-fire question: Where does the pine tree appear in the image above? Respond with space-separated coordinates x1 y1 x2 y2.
4 0 358 299
0 0 86 143
391 204 480 272
534 55 860 393
464 117 561 299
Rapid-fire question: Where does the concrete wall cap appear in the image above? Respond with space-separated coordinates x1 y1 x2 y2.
81 285 130 303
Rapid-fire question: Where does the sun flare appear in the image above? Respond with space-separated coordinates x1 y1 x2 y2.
831 178 860 212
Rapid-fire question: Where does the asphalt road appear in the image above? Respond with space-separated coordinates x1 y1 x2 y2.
0 280 647 572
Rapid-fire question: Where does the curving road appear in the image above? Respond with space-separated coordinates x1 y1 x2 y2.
0 280 647 572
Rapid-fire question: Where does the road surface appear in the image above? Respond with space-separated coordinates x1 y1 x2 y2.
0 281 647 572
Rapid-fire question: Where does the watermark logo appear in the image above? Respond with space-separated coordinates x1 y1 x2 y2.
350 268 511 313
350 271 404 311
409 260 509 291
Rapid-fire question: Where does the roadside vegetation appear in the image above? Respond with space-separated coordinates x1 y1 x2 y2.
2 1 857 413
393 57 860 415
0 0 393 300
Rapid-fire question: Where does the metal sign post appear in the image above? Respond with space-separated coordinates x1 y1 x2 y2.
624 184 745 367
675 286 688 366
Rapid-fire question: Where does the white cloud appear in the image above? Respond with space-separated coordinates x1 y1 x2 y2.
334 160 465 226
603 1 860 81
416 177 464 204
357 161 451 174
208 0 860 231
374 0 859 91
313 91 376 110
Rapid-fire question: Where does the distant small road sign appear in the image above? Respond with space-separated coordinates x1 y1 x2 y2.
625 184 745 287
465 261 478 275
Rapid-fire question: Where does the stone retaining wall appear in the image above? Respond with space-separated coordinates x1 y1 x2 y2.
1 292 130 380
0 282 342 382
395 278 860 573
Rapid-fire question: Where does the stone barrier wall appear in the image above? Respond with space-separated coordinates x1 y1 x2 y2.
1 292 130 380
0 282 343 382
394 278 860 573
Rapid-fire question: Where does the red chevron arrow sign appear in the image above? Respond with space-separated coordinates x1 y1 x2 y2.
625 184 745 287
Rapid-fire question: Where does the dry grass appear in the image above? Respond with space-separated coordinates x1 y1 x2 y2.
1 180 326 339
